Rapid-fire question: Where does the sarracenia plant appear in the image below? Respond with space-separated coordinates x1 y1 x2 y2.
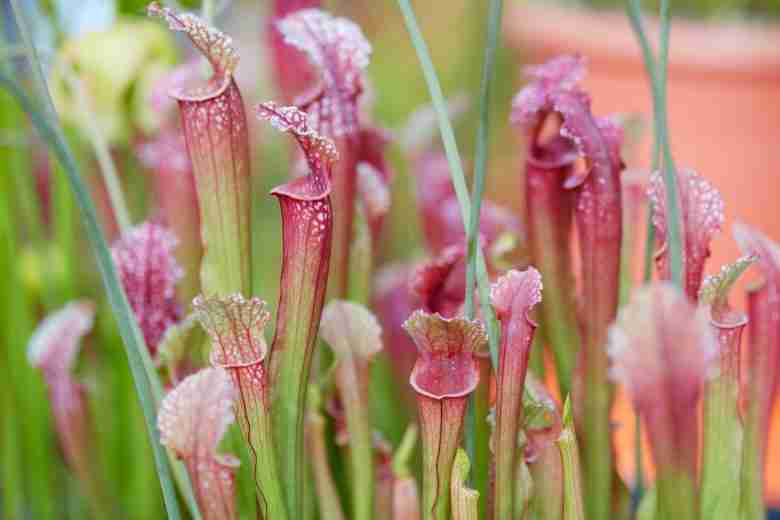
158 367 239 520
512 54 623 520
608 283 717 519
734 223 780 520
320 301 383 520
28 302 109 517
111 221 183 358
699 255 755 520
258 103 334 519
13 1 780 519
277 8 371 298
268 0 321 102
193 295 288 520
511 55 584 397
489 267 542 520
148 6 335 518
649 168 725 301
404 310 486 520
148 2 252 298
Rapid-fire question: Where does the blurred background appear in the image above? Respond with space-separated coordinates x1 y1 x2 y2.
1 0 779 517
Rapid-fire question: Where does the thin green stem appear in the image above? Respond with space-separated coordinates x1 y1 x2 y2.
656 0 683 286
625 2 659 156
626 0 685 501
464 0 502 320
467 360 491 515
398 0 502 510
3 5 183 514
463 0 503 505
395 0 469 213
53 145 77 301
626 0 661 287
392 425 418 477
394 0 499 368
626 0 683 287
307 410 346 520
337 363 374 520
59 64 132 232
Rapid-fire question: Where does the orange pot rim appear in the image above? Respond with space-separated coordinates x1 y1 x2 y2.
503 3 780 82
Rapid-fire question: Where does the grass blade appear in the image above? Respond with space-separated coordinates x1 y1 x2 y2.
626 0 686 502
625 0 683 287
395 4 504 512
394 0 499 365
656 0 683 286
1 7 183 514
58 65 132 232
463 0 503 509
625 0 656 501
465 0 502 324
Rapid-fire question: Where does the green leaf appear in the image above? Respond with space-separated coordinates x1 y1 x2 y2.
559 398 586 520
451 449 480 520
320 301 382 520
698 255 757 309
347 206 372 304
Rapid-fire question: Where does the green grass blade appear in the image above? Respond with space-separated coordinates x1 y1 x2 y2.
0 70 184 520
559 399 586 520
394 0 499 365
463 0 503 509
625 0 683 287
625 0 657 498
626 0 686 501
58 66 132 232
395 5 504 513
52 144 77 301
656 0 683 287
395 0 470 209
625 0 660 170
464 0 502 321
6 4 203 515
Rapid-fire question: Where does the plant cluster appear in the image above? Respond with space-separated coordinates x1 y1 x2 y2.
3 1 779 520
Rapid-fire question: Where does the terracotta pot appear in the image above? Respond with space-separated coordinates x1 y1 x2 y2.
505 2 780 502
